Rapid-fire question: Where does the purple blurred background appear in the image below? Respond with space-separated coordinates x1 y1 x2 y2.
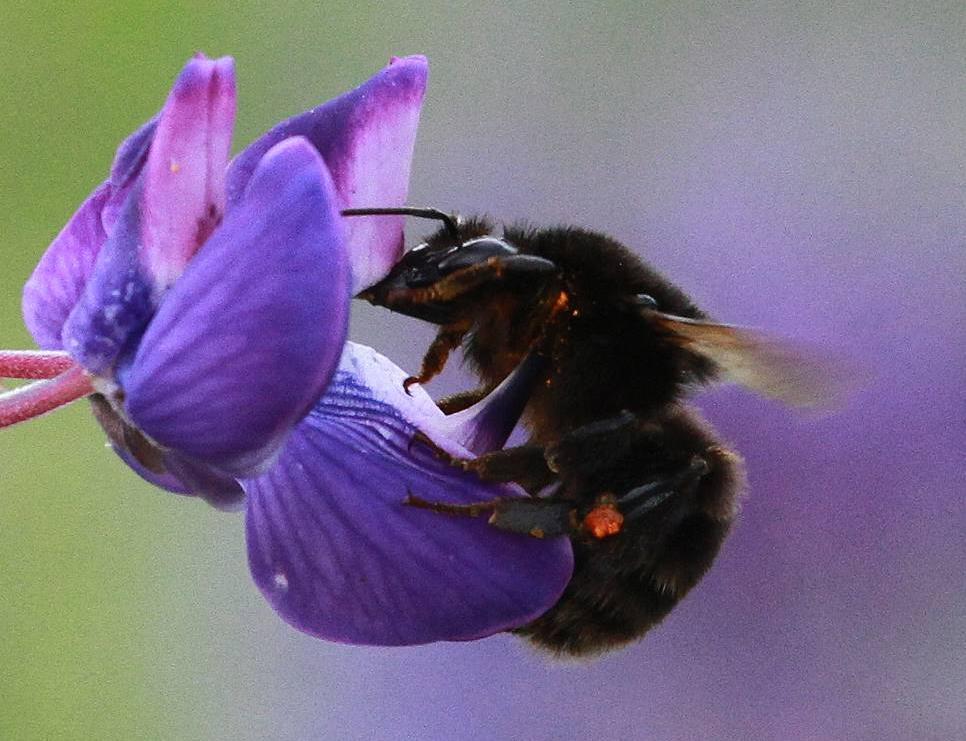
349 5 966 739
1 2 963 740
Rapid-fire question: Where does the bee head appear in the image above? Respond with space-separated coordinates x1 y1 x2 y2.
360 216 558 324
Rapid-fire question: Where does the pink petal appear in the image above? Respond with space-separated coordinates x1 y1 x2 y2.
141 55 236 291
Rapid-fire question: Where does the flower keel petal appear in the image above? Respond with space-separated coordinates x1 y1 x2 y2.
244 343 573 645
22 99 163 351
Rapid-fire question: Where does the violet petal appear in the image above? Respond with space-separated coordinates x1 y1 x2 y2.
88 394 189 495
106 426 246 510
111 443 245 511
22 108 163 352
244 342 573 645
162 452 245 511
112 444 190 496
441 351 548 455
101 116 158 232
22 183 111 350
226 55 428 292
60 183 156 373
124 137 350 477
141 55 236 290
110 117 158 190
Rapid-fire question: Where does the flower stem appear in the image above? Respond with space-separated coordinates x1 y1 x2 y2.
0 365 94 428
0 350 76 379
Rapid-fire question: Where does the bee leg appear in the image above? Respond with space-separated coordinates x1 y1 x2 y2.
404 492 575 539
403 320 471 392
437 386 492 414
464 445 557 492
410 431 555 492
404 439 570 538
544 410 643 478
411 411 645 494
617 456 710 521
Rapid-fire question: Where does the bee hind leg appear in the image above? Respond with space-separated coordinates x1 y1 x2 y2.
404 491 575 539
617 456 710 521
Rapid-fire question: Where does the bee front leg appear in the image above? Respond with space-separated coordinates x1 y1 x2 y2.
403 320 471 392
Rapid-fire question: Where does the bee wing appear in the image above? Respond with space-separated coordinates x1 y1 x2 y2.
651 313 850 409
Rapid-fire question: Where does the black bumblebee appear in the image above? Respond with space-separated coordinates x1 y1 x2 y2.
346 207 833 656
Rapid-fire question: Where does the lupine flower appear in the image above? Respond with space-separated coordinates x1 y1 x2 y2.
8 54 353 507
2 54 573 644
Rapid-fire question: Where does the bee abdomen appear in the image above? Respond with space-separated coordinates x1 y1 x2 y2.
517 509 734 657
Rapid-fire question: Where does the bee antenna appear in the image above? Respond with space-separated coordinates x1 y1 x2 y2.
341 207 461 243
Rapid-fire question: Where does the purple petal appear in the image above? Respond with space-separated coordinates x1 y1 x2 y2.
108 437 245 511
111 118 158 190
112 444 190 495
60 184 156 373
244 343 573 645
21 97 167 351
227 55 428 292
101 117 158 232
91 403 245 509
22 183 111 350
161 452 245 511
112 444 245 511
25 56 229 359
88 393 189 495
124 137 350 477
141 55 236 290
441 351 548 455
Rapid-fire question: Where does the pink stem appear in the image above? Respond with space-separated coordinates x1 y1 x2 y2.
0 350 76 379
0 365 94 429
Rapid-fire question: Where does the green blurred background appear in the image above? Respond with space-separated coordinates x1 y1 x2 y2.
2 2 963 740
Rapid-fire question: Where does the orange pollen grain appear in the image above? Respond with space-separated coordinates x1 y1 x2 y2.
583 504 624 539
170 160 181 174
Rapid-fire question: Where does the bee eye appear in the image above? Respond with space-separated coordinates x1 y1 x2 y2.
436 237 517 275
404 266 438 288
632 293 659 310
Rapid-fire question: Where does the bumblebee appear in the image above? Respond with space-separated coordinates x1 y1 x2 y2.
349 207 831 656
